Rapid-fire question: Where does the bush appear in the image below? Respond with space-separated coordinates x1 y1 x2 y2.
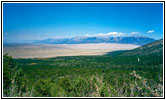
3 54 33 97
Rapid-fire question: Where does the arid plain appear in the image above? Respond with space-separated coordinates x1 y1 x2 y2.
3 43 139 58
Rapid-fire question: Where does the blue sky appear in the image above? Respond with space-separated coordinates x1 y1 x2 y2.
3 3 163 43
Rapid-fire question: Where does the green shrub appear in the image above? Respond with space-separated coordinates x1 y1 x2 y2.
3 54 33 97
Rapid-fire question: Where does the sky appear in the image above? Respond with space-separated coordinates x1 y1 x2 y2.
3 3 163 43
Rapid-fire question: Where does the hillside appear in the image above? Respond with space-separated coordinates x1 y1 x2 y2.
4 53 163 97
121 39 163 56
35 36 155 46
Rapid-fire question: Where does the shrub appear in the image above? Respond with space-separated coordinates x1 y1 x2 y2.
3 54 33 97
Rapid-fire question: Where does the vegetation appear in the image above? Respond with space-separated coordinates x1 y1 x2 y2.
121 39 163 56
3 39 163 97
3 53 163 97
105 50 130 56
3 54 33 97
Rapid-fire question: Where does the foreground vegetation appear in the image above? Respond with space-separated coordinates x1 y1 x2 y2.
3 53 163 97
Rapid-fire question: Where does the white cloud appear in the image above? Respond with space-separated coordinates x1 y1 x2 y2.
85 32 125 37
85 34 90 36
147 30 154 33
131 32 139 34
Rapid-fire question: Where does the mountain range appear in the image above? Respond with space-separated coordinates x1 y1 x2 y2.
35 36 155 46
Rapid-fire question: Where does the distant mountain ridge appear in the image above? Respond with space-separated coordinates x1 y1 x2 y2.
35 36 155 46
121 39 163 56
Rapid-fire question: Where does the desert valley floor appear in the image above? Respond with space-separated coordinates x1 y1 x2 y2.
3 43 139 58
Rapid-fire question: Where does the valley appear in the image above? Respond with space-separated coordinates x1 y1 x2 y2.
2 2 163 98
3 43 139 58
3 39 163 97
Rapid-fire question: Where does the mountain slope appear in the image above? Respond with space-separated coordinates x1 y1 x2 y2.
35 36 155 46
120 39 163 56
